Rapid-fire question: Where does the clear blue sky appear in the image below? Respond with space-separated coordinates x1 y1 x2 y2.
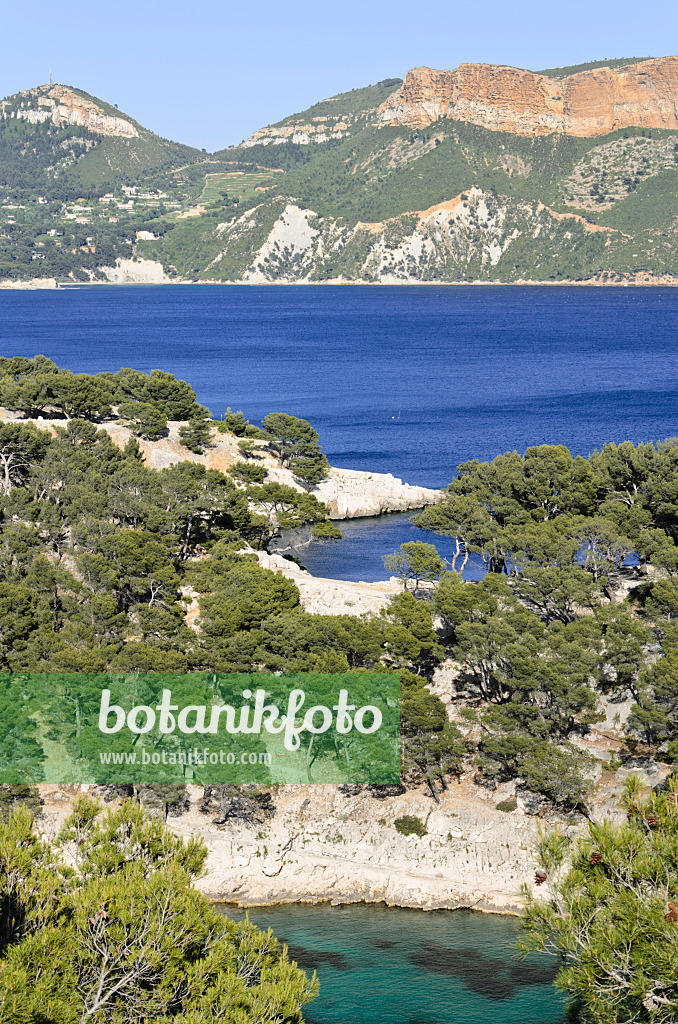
2 0 676 152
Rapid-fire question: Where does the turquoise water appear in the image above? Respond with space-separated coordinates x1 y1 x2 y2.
220 903 567 1024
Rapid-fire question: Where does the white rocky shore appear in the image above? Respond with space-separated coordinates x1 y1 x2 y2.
35 758 659 916
34 781 542 914
0 412 442 521
184 781 540 914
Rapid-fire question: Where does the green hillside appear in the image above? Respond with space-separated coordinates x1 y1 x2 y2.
256 78 402 128
0 83 213 281
2 64 678 284
0 84 202 200
144 111 678 283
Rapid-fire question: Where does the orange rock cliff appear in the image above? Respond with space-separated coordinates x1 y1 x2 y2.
0 85 139 139
378 58 678 136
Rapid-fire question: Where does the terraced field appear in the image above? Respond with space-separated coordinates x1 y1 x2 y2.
201 169 283 203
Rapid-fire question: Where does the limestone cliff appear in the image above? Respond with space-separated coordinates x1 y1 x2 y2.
208 189 630 284
0 84 139 138
378 57 678 137
241 118 351 148
35 760 658 914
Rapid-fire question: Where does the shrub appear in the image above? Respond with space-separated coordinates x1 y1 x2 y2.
394 814 426 837
0 798 317 1019
312 520 344 539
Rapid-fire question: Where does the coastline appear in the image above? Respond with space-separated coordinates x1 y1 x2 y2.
0 411 442 524
209 897 521 917
2 276 678 290
168 782 555 916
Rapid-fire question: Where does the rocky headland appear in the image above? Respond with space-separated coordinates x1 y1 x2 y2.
33 736 667 916
0 410 442 521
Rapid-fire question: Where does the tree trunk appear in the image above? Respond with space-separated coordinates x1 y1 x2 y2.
0 454 11 495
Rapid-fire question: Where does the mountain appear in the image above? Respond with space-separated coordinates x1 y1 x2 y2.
0 84 232 282
140 57 678 285
2 61 678 285
0 83 202 196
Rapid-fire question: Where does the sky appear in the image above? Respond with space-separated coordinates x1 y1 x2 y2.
2 0 677 152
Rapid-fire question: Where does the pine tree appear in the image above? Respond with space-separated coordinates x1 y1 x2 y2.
0 797 318 1021
520 776 678 1022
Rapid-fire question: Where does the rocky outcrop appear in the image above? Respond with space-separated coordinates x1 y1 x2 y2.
241 119 350 147
31 781 547 913
0 277 58 289
253 550 401 616
0 413 441 521
378 58 678 137
267 465 442 519
185 781 541 912
1 84 139 138
98 422 441 520
102 258 171 284
31 757 659 914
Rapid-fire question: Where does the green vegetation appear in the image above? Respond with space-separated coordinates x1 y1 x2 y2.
3 361 678 813
0 84 200 196
521 777 678 1022
261 413 329 484
220 78 402 149
312 520 344 539
179 406 212 453
118 400 167 439
0 795 317 1020
151 113 678 283
201 169 281 205
3 67 677 283
394 814 427 837
0 358 204 422
383 541 445 591
408 439 678 806
535 56 655 78
0 359 437 684
401 669 464 798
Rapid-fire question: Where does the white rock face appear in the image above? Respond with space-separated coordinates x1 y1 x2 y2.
34 782 546 913
243 205 320 283
169 782 547 913
254 550 401 616
33 764 635 916
0 277 58 289
1 85 139 138
267 465 443 519
102 258 170 284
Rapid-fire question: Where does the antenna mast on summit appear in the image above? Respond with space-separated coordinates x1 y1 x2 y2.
49 69 53 86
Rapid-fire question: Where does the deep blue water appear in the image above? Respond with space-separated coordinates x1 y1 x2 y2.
291 511 489 582
221 903 567 1024
1 283 677 580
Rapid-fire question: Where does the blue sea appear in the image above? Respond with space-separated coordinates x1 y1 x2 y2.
2 283 676 579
